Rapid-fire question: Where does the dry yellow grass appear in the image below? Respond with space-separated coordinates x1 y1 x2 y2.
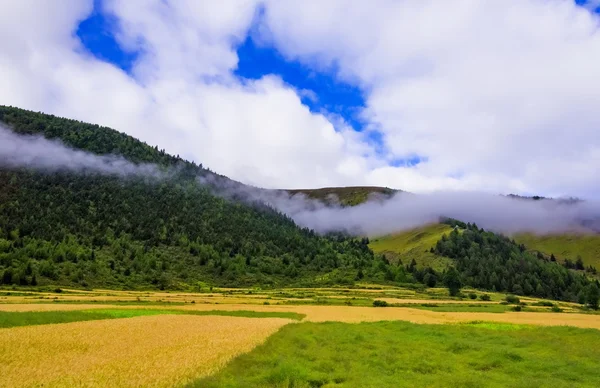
3 298 600 329
372 298 492 304
2 302 600 329
0 314 291 388
0 303 120 312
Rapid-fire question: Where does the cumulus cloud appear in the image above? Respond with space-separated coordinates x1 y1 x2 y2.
0 0 599 198
260 0 600 197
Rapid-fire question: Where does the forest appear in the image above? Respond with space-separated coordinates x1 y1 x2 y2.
436 219 598 303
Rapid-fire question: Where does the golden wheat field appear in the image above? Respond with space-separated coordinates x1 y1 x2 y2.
0 314 292 388
3 302 599 329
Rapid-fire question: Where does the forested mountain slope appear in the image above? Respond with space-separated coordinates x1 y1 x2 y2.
0 106 391 289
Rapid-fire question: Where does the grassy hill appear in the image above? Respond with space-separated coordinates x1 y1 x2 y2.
515 233 600 269
286 186 397 206
369 224 454 271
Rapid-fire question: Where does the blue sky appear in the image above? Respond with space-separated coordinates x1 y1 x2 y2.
75 0 600 176
77 1 365 128
75 0 421 166
76 0 599 127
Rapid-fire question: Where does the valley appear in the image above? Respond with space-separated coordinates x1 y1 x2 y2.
0 106 599 387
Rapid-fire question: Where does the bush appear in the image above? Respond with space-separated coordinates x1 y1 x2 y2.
373 300 389 307
532 301 554 307
468 293 477 300
551 305 562 312
54 288 63 293
505 295 520 304
511 305 522 312
479 294 491 301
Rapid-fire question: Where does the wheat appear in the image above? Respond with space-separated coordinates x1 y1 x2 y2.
0 314 291 387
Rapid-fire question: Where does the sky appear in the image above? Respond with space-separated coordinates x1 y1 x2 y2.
1 0 600 198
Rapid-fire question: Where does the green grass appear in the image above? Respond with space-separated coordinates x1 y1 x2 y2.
370 224 454 271
194 321 600 388
399 303 514 313
0 309 304 328
515 232 600 269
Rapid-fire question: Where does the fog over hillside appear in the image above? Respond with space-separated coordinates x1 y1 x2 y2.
2 124 599 237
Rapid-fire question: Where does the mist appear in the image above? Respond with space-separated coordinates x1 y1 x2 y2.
269 191 600 237
2 124 599 238
199 173 600 237
0 125 162 178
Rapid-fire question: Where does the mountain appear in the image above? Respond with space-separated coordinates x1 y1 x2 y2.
0 106 596 303
286 186 397 206
0 106 396 289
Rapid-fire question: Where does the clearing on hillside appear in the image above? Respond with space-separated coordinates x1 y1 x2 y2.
369 224 454 270
515 232 600 269
286 186 396 206
0 314 291 388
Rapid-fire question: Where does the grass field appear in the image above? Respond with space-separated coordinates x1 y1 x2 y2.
369 224 454 270
0 315 292 388
0 287 599 387
196 321 600 387
515 232 600 268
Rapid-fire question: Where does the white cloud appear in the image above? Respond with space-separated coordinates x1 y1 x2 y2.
0 0 599 197
261 0 600 197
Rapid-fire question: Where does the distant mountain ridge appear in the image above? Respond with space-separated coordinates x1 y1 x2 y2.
285 186 398 206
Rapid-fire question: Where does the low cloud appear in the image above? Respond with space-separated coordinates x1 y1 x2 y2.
0 124 162 178
2 124 599 238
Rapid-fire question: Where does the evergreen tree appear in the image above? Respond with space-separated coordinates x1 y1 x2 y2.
444 267 462 296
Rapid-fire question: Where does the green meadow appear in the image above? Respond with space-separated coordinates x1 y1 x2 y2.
196 320 600 388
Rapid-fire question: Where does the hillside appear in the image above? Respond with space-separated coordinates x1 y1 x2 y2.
0 106 394 289
369 224 453 271
515 233 600 269
286 186 397 206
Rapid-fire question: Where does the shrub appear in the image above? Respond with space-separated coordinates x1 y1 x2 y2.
505 295 520 304
511 305 522 312
551 305 562 313
532 301 554 307
468 293 477 300
54 288 63 293
479 294 491 301
373 300 389 307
